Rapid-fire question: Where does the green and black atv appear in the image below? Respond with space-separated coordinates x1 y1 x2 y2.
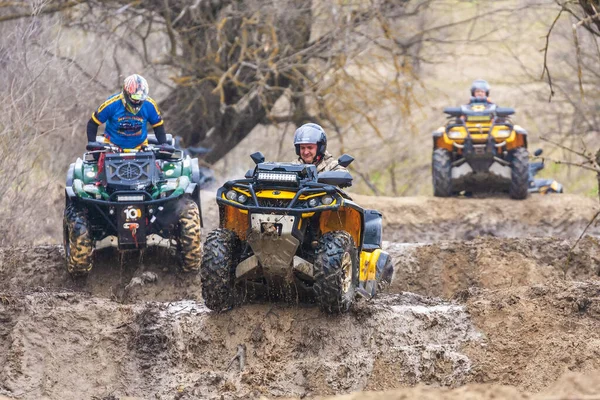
200 152 394 314
63 134 203 277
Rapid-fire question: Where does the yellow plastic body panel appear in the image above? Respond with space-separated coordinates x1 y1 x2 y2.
254 190 326 200
435 122 526 153
223 189 329 203
222 205 249 240
359 249 381 282
319 207 362 249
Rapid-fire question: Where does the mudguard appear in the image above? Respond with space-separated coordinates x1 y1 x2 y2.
66 163 75 187
375 250 394 283
363 209 383 250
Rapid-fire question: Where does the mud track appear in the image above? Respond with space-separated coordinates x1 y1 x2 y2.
1 194 600 399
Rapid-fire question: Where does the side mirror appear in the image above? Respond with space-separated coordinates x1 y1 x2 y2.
245 169 254 179
250 151 265 165
534 148 543 157
338 154 354 168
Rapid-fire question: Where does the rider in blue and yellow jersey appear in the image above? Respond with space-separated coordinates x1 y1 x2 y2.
86 74 168 149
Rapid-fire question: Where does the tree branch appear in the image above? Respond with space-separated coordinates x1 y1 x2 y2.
0 0 87 23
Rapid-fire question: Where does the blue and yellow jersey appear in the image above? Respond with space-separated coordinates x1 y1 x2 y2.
92 93 163 149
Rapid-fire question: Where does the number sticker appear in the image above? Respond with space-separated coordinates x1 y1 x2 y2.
123 207 142 221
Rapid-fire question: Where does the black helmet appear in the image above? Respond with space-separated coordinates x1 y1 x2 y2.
470 79 490 96
293 123 327 158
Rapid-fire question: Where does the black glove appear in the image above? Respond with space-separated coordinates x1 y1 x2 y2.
86 141 107 151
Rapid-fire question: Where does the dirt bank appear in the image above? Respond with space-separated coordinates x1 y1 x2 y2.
2 193 600 399
353 193 600 242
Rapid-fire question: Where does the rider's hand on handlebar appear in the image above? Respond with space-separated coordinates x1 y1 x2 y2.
158 144 175 153
86 141 109 151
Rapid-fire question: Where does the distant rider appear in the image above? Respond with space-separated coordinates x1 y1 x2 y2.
292 123 348 173
468 79 494 105
87 74 168 149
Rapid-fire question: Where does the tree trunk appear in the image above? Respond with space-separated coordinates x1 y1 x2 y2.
156 0 312 163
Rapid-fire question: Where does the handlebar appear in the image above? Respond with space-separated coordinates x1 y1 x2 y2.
86 141 175 155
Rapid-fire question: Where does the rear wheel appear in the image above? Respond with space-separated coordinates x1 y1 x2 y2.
509 147 529 200
63 203 93 277
432 148 452 197
314 231 359 314
200 229 240 311
177 198 202 272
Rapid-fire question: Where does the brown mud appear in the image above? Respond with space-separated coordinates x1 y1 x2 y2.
1 194 600 399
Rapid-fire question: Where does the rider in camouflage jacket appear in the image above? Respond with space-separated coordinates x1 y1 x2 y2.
291 123 348 173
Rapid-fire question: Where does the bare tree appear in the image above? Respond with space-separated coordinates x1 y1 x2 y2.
0 1 439 163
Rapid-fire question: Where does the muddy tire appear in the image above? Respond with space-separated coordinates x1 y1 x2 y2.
432 148 452 197
177 198 202 272
509 147 529 200
200 229 240 311
314 231 359 314
63 203 93 277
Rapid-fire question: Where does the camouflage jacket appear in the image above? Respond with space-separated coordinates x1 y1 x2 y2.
291 151 348 173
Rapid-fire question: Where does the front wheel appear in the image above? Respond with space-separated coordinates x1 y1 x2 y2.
314 231 359 313
63 203 93 277
509 148 529 200
200 229 240 311
177 198 202 272
432 148 453 197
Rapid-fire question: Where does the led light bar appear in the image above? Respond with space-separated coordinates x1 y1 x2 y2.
257 172 297 182
117 195 144 202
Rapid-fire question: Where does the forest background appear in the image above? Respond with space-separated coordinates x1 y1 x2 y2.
0 0 599 245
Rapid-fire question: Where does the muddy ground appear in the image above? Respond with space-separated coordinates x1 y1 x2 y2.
1 194 600 399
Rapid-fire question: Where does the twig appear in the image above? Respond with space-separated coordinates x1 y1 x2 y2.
0 0 87 23
571 3 600 98
540 136 594 161
541 7 564 100
353 169 381 196
547 158 599 173
225 344 246 372
565 209 600 278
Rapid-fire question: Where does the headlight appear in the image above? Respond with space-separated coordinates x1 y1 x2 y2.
118 194 144 202
321 195 334 205
226 190 238 201
257 172 297 182
447 131 464 139
308 198 319 207
494 129 511 138
237 194 248 203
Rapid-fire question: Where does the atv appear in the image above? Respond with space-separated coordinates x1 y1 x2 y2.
529 148 564 194
200 152 394 314
63 134 203 277
432 99 530 199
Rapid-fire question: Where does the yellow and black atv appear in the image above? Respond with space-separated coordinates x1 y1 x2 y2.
432 100 529 199
200 152 394 313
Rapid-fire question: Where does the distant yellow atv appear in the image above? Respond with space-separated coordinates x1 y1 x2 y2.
432 100 529 199
200 152 394 314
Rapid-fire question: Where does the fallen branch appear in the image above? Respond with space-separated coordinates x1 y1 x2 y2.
226 344 246 372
